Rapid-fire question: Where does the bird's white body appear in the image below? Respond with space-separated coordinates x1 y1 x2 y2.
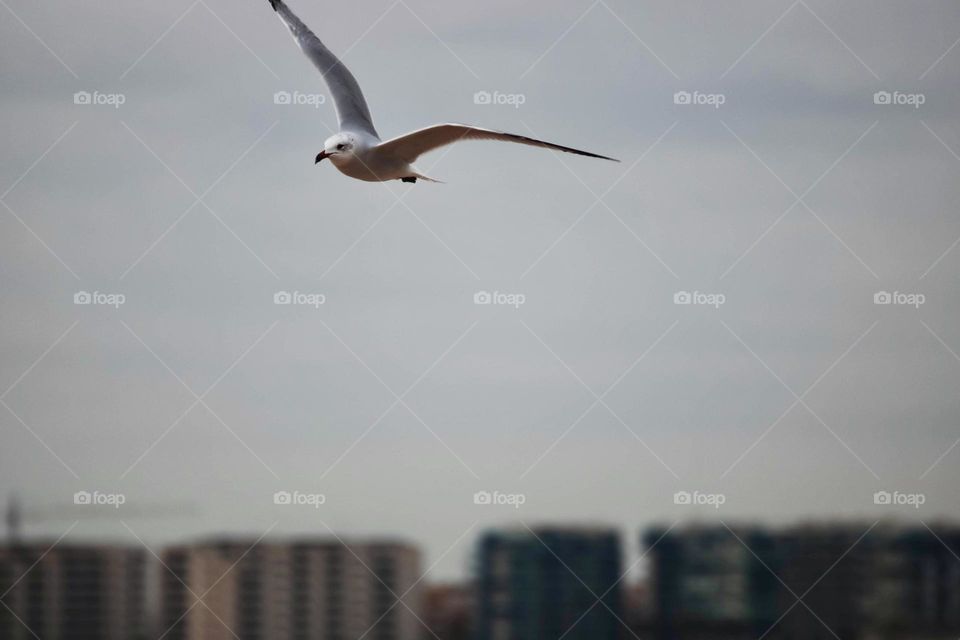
268 0 618 183
322 132 418 183
330 149 404 182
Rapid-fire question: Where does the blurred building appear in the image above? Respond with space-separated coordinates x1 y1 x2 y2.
0 543 145 640
160 538 421 640
644 525 779 639
772 523 960 640
864 526 960 638
773 524 882 639
475 526 622 640
420 584 471 640
644 523 960 640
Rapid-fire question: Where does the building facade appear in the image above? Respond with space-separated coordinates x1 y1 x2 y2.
475 526 623 640
644 523 960 640
0 544 145 640
644 525 779 639
160 538 421 640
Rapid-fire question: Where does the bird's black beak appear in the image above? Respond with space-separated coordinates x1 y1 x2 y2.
315 150 329 164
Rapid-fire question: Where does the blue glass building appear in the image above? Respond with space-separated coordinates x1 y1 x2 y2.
475 526 623 640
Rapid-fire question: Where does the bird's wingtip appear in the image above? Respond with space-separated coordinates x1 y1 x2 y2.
593 153 620 163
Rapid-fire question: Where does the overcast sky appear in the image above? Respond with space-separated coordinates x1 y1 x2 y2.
2 0 960 579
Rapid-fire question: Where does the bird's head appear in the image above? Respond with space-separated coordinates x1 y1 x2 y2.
316 134 356 165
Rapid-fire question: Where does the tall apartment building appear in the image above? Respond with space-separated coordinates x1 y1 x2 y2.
160 538 421 640
643 525 780 638
881 526 960 633
475 526 623 640
777 524 960 639
644 523 960 640
0 543 145 640
773 524 881 639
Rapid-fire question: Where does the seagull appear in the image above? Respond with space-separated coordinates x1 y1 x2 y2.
267 0 619 183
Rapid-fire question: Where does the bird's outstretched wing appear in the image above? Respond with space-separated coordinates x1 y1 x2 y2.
376 124 619 164
268 0 379 138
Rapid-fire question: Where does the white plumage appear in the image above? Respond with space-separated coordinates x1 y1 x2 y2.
268 0 618 183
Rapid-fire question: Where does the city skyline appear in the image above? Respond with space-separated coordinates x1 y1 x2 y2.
3 521 958 639
3 0 960 583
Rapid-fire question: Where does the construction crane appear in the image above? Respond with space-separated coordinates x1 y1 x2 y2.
5 493 194 545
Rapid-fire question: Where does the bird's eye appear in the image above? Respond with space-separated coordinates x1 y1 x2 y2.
336 144 346 151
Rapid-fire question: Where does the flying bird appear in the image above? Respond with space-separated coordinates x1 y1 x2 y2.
267 0 619 183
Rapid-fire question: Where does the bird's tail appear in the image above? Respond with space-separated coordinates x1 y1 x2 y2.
409 165 444 183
